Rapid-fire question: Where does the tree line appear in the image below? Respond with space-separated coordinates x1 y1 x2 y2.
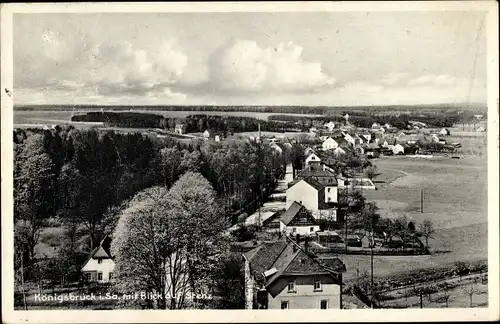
71 112 300 133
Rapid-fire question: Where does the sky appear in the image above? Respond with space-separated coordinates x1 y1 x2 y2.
13 11 487 106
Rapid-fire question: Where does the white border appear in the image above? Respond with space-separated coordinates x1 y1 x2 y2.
1 2 499 323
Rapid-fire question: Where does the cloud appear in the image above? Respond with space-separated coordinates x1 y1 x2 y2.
208 39 335 93
85 40 188 97
17 30 189 100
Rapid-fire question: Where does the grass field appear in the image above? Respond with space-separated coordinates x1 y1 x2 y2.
340 135 487 281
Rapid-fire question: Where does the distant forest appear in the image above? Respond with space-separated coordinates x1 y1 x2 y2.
15 103 487 114
71 109 483 131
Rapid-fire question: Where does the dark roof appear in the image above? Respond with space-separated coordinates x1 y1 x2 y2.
280 201 304 226
296 167 338 185
303 177 325 190
244 240 288 277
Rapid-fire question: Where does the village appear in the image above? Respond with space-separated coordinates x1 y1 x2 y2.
60 111 488 311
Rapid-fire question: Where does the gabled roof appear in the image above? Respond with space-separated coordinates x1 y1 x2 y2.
245 240 347 289
263 242 346 291
302 177 324 190
296 167 338 185
244 240 288 278
81 235 113 270
280 201 305 226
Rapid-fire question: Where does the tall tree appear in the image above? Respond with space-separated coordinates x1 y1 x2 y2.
420 219 435 249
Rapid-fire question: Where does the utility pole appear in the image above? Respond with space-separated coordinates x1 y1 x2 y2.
370 211 374 309
419 291 423 308
420 189 424 213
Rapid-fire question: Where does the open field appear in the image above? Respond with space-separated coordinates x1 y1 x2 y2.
340 136 487 281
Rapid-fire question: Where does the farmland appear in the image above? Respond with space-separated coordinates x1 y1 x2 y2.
340 136 487 281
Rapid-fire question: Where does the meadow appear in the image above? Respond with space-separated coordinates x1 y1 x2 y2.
340 137 488 281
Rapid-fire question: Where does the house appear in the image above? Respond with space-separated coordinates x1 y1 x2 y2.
343 133 355 147
392 144 405 155
322 137 338 151
438 128 450 136
270 142 284 155
324 121 336 132
332 146 347 157
286 178 338 222
243 240 346 309
477 126 486 132
174 123 186 135
203 129 211 139
293 164 339 187
81 235 115 283
279 202 320 236
397 134 425 145
345 234 362 247
361 133 372 143
309 127 319 134
371 123 381 130
316 231 343 246
305 153 321 166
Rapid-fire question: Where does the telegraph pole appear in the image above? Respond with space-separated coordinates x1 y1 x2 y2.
420 189 424 213
370 210 374 309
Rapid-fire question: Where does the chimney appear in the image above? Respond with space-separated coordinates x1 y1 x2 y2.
304 237 310 254
292 243 298 253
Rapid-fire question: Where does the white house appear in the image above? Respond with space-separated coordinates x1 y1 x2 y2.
279 202 320 236
332 146 347 156
392 144 405 155
243 240 346 309
203 130 211 139
270 142 283 154
81 236 115 283
286 178 338 221
324 121 336 132
343 133 355 147
438 128 450 136
477 126 486 132
361 133 372 143
305 153 321 166
174 124 186 135
371 123 381 129
309 127 318 134
322 137 338 151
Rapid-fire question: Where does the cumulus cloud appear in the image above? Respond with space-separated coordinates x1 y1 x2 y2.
85 40 188 97
209 39 335 93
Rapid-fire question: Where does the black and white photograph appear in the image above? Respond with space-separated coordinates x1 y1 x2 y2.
1 1 498 322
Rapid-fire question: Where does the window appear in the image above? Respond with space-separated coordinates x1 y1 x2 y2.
98 259 103 264
108 272 113 280
310 227 314 232
85 273 91 281
292 228 297 233
328 187 331 192
320 300 328 309
281 301 289 309
288 281 296 292
328 197 332 202
97 272 103 281
314 279 322 291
